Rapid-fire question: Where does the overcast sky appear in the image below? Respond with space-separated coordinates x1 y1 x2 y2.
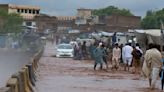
0 0 163 17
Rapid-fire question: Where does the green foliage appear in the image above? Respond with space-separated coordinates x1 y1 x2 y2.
93 6 134 16
0 9 23 34
141 8 164 29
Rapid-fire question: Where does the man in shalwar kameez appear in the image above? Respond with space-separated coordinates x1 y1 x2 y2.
93 42 104 70
142 43 162 89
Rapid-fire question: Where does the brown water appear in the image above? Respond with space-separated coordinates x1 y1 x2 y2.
36 42 162 92
0 49 33 87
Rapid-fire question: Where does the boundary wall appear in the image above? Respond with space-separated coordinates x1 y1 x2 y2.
0 47 44 92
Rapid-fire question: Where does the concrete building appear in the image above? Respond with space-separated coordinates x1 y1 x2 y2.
0 4 40 20
76 9 92 25
77 8 92 19
75 9 141 33
0 4 40 27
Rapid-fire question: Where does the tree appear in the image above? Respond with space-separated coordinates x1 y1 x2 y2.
141 8 164 29
93 6 134 16
0 9 23 34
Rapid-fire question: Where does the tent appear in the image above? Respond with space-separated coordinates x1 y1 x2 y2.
135 29 161 36
134 29 164 48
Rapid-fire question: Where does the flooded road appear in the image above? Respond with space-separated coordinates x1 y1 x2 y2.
36 42 162 92
0 49 33 87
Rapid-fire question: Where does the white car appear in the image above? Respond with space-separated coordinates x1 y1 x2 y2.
56 43 74 58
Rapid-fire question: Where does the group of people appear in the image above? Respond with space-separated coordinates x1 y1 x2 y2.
72 40 164 89
122 43 143 73
73 41 89 60
91 42 164 90
91 42 143 73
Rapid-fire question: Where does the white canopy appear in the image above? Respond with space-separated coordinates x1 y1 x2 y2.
134 29 161 37
100 31 114 36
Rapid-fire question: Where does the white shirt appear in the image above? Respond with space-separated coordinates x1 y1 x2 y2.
122 45 133 58
136 46 143 54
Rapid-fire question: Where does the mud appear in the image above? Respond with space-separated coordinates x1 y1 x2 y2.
36 42 162 92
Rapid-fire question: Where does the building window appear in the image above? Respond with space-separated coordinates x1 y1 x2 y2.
25 9 27 13
32 10 35 14
21 9 24 13
36 10 39 14
29 10 31 13
17 9 20 13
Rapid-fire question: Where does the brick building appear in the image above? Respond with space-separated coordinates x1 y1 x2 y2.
99 15 141 32
35 14 57 32
34 8 141 34
57 16 76 33
55 15 141 34
75 9 141 33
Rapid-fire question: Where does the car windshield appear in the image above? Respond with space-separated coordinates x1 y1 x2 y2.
58 44 72 49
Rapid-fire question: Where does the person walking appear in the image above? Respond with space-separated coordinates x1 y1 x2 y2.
102 44 109 69
135 43 143 54
73 42 80 60
122 43 133 71
81 41 87 60
135 43 143 73
93 42 104 70
112 43 121 70
89 43 95 60
131 46 142 74
119 44 124 64
142 43 162 89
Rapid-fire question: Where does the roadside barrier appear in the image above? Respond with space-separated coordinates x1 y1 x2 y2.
22 67 34 92
11 72 24 92
0 48 44 92
6 78 18 92
30 61 37 82
33 59 38 74
26 64 36 86
19 69 31 92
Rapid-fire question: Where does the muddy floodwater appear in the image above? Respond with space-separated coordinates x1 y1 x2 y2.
0 49 33 87
36 42 162 92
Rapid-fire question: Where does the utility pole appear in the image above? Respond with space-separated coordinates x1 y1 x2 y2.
161 20 164 32
160 20 164 51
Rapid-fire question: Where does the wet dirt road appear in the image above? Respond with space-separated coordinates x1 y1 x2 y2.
36 42 162 92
